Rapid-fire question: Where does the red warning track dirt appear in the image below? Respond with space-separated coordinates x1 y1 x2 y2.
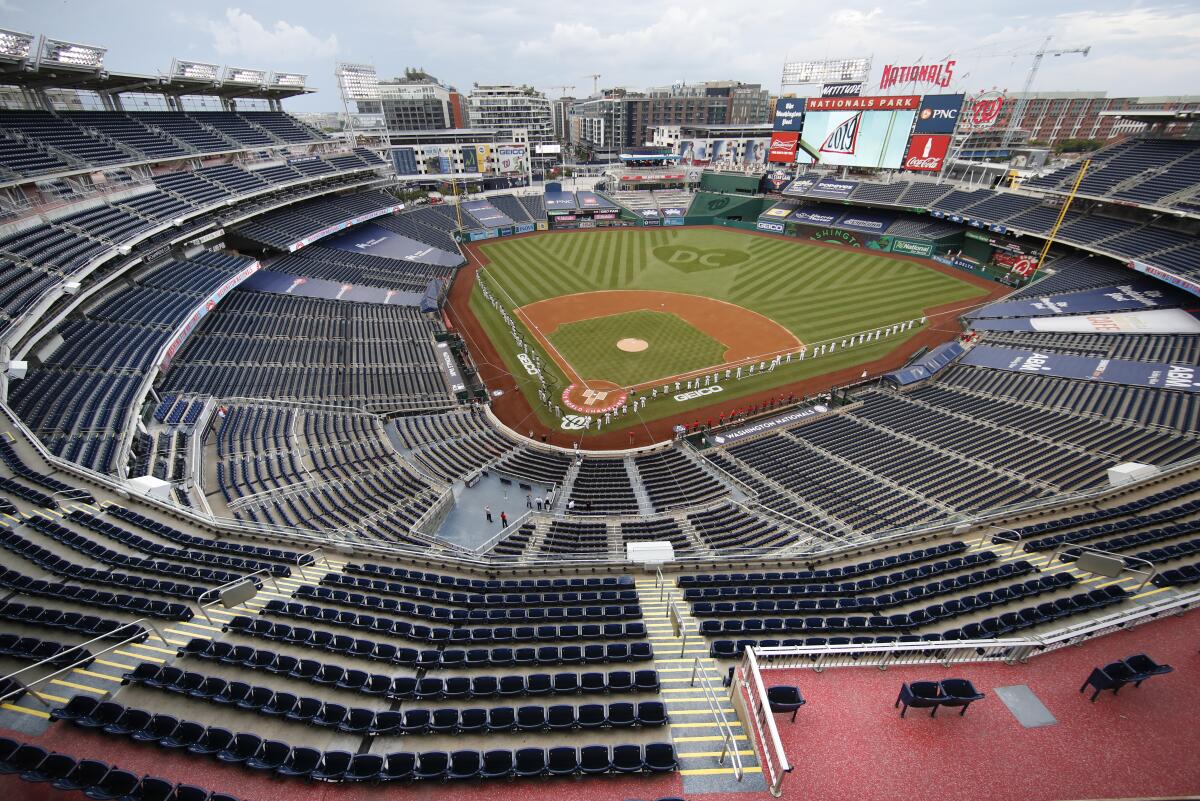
444 226 1012 450
515 290 803 391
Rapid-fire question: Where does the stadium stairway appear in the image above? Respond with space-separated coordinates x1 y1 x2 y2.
551 459 583 514
632 575 767 794
625 457 657 516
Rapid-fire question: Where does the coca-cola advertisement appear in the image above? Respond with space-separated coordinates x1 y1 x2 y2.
904 134 951 172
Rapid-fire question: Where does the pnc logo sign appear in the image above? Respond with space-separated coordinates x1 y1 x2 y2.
654 245 749 272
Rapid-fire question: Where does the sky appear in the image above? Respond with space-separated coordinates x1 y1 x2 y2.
5 1 1200 110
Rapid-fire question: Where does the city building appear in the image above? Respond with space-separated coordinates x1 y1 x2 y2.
377 68 468 132
570 81 771 161
386 127 531 177
466 84 555 170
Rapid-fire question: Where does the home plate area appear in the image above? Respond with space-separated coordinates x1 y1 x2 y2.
561 381 628 414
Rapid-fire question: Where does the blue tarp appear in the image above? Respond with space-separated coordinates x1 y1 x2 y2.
967 283 1175 319
324 221 462 266
960 344 1198 392
420 280 444 314
544 190 577 210
836 209 896 234
241 269 423 306
885 340 965 386
462 200 513 228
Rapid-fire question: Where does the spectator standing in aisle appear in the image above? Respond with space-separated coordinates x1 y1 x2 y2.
484 505 493 523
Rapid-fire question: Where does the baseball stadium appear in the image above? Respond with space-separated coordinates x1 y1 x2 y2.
0 15 1196 801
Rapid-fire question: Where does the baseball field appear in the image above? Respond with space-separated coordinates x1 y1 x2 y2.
462 227 991 432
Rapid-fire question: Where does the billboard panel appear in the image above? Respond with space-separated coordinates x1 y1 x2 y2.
800 107 917 169
496 145 525 173
767 131 800 163
904 134 951 172
462 146 478 173
878 60 957 91
914 94 965 134
772 98 805 132
821 82 863 97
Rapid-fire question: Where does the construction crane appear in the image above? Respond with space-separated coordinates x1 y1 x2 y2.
1000 36 1091 150
583 74 601 94
547 85 575 99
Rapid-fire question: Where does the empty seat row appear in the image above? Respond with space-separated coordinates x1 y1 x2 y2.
0 600 142 640
322 570 638 607
678 542 967 588
262 599 647 643
50 699 677 780
346 563 630 592
105 504 316 565
0 567 193 621
0 737 242 801
0 633 92 668
295 584 640 622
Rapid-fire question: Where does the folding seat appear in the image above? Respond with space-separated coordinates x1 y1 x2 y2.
262 691 297 717
458 707 487 733
644 742 679 772
431 708 459 733
146 666 185 688
560 645 584 664
578 743 609 772
415 751 449 780
516 705 547 731
122 663 161 686
314 703 348 729
465 648 490 667
381 752 416 781
710 640 736 658
340 707 374 734
161 720 205 750
52 759 109 792
547 746 578 776
514 748 547 778
21 752 75 784
441 648 466 667
608 670 634 692
290 659 320 681
416 678 444 699
487 706 516 732
514 647 537 666
82 768 139 800
236 686 272 712
489 647 514 667
480 749 514 779
312 664 345 686
611 743 642 773
608 702 636 728
471 675 498 698
578 703 606 729
583 643 606 663
637 701 668 726
399 709 430 734
52 695 100 723
217 733 262 764
527 673 553 695
312 751 352 782
635 670 660 692
553 672 579 694
0 744 47 776
440 676 469 699
189 727 233 756
537 645 560 664
346 753 385 782
246 740 291 771
448 750 481 780
498 675 525 696
132 713 179 743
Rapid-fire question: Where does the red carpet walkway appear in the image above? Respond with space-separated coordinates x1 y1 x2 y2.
759 610 1200 801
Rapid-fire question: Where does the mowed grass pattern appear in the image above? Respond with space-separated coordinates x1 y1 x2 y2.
548 310 728 387
478 228 987 346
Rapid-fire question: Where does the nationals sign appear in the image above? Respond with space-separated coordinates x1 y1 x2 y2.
904 134 951 172
969 92 1005 129
879 59 956 90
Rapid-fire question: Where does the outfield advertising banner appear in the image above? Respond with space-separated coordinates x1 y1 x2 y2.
799 96 919 168
904 134 951 172
961 345 1200 393
914 94 966 134
496 146 525 173
1130 259 1200 298
462 200 512 227
821 82 863 97
787 207 839 226
806 178 857 199
836 210 896 233
968 283 1174 319
772 98 805 132
756 220 786 233
890 237 935 257
710 403 832 446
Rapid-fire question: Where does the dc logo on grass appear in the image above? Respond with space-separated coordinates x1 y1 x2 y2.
654 245 749 273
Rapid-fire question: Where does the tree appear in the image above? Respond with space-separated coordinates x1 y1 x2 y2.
1054 138 1103 154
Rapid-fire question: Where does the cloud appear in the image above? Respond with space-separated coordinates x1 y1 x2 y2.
200 8 338 62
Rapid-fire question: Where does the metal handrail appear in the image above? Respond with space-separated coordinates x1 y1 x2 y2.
1051 541 1157 593
690 656 744 781
750 587 1200 672
0 619 164 708
738 646 792 797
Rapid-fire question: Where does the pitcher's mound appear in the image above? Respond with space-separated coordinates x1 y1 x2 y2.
617 338 649 353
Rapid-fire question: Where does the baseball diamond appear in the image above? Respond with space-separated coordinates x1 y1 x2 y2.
459 226 993 438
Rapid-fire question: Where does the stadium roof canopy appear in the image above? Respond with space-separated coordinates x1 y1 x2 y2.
1098 108 1200 124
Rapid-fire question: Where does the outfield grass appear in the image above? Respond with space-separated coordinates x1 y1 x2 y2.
549 309 727 386
469 227 990 430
